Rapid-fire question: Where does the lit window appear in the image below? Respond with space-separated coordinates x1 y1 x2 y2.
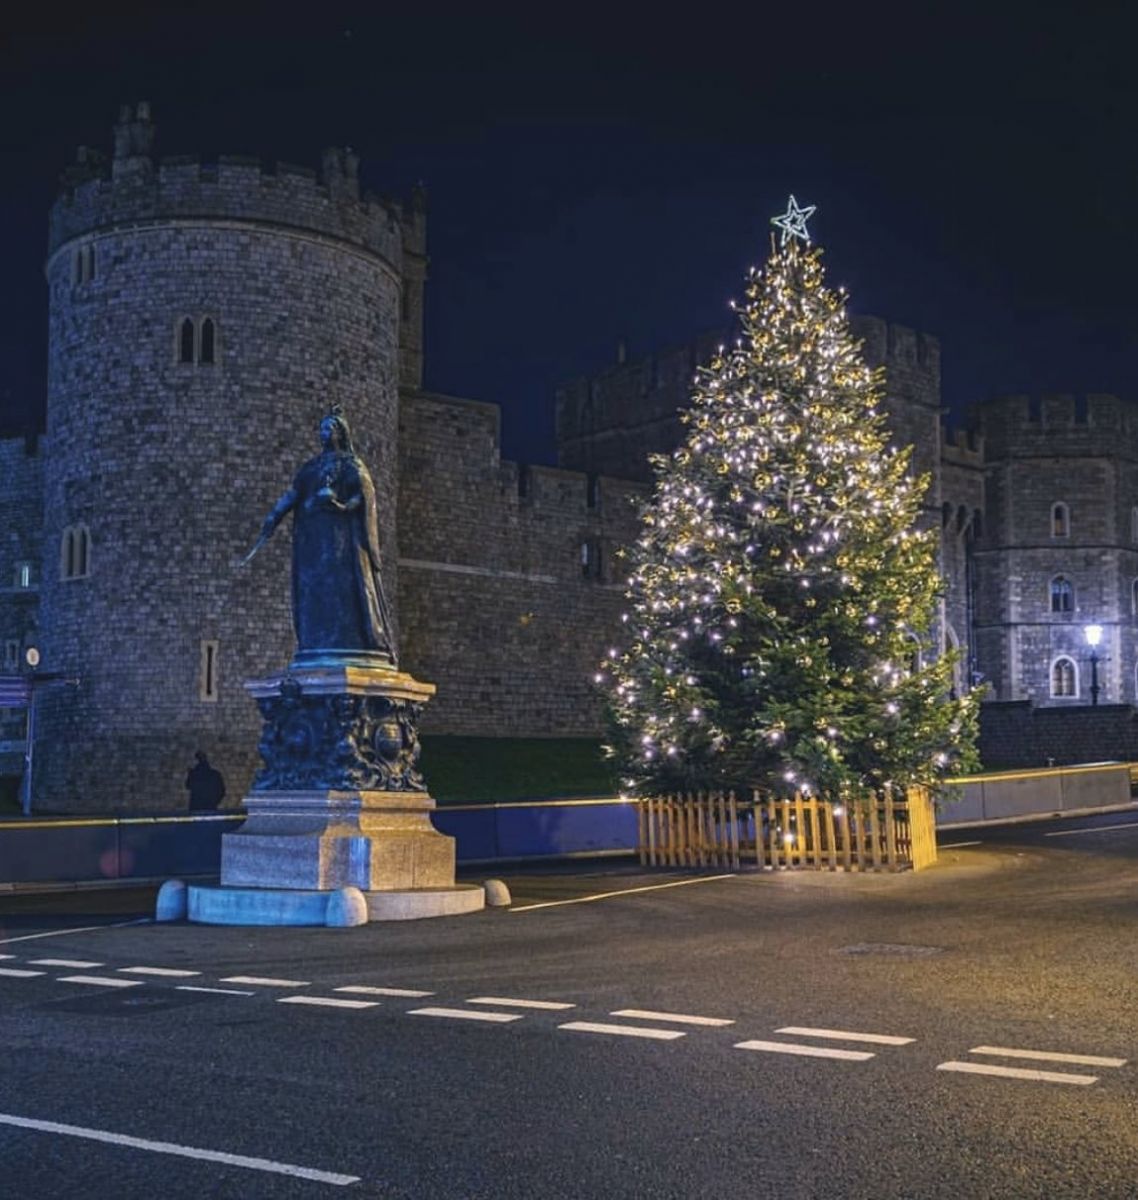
1051 656 1077 698
13 561 35 589
1050 575 1073 614
1051 502 1069 538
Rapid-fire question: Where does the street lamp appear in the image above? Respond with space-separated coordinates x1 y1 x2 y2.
1084 624 1103 706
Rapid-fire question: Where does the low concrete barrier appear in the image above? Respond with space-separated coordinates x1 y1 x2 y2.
0 798 638 890
938 762 1133 827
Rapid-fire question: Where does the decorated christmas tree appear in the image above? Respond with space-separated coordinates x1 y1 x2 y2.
599 198 979 798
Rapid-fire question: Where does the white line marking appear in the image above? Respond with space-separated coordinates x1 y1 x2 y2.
510 874 737 912
0 1112 359 1186
937 1061 1098 1085
735 1039 875 1062
278 996 379 1010
29 959 103 969
611 1008 734 1027
467 996 576 1010
409 1006 524 1024
939 840 983 848
776 1026 915 1046
559 1021 686 1041
220 976 310 988
0 954 14 959
176 986 256 996
0 968 44 978
969 1045 1127 1068
1044 822 1138 838
335 986 433 998
118 967 202 978
0 919 149 945
58 975 143 989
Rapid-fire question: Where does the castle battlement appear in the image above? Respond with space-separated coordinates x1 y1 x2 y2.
941 425 984 468
848 315 940 383
975 392 1138 460
49 103 406 266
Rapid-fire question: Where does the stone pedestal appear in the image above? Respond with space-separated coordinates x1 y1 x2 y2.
187 664 483 924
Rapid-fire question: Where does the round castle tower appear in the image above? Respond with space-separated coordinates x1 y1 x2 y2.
39 103 424 813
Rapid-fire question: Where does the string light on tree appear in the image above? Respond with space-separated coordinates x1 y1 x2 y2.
597 199 979 797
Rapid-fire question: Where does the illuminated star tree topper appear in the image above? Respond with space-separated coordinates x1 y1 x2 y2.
597 215 979 799
771 194 816 245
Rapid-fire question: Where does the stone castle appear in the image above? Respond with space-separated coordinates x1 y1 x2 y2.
3 104 1138 811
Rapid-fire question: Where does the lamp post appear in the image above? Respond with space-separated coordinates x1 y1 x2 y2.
1084 624 1102 706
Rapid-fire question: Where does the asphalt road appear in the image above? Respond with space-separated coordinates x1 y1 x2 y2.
1 810 1137 1199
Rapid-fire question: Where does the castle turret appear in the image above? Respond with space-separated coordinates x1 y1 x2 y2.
38 105 420 812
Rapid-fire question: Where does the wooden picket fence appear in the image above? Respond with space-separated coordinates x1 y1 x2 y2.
637 787 937 872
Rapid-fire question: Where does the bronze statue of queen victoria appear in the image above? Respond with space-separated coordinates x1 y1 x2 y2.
246 406 396 668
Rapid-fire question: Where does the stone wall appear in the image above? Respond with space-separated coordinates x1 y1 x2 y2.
397 391 644 736
979 700 1138 769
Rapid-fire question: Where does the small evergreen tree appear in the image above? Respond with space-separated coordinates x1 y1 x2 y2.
599 201 979 797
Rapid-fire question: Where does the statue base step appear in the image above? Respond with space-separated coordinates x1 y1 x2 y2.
185 883 485 926
222 790 456 892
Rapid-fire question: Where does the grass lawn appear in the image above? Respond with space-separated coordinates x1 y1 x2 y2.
420 736 618 805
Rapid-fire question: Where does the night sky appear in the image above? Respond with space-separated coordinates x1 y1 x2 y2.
2 5 1135 464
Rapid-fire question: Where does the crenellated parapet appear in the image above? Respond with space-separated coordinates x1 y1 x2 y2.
49 103 406 270
976 393 1138 461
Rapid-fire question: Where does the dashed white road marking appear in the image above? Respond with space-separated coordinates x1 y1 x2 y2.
57 975 142 989
0 1112 359 1186
220 976 310 988
0 954 15 959
177 985 256 996
0 968 44 978
969 1045 1127 1068
335 986 433 998
937 1061 1098 1085
611 1008 734 1027
939 840 982 848
30 959 103 969
735 1039 875 1062
776 1026 915 1046
118 966 202 978
559 1021 686 1041
278 996 379 1010
467 996 576 1011
1044 822 1138 838
409 1006 524 1024
510 874 737 912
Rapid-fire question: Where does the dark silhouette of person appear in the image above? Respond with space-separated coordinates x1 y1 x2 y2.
186 751 226 811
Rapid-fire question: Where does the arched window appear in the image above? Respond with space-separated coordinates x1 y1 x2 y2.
199 317 216 365
1051 502 1069 538
178 318 196 364
84 244 96 282
904 635 922 675
1050 575 1073 614
1051 656 1077 698
60 524 91 581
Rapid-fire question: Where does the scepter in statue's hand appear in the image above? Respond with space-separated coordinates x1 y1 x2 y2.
239 531 270 566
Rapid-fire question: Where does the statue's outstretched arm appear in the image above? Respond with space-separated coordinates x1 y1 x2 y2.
241 487 298 565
